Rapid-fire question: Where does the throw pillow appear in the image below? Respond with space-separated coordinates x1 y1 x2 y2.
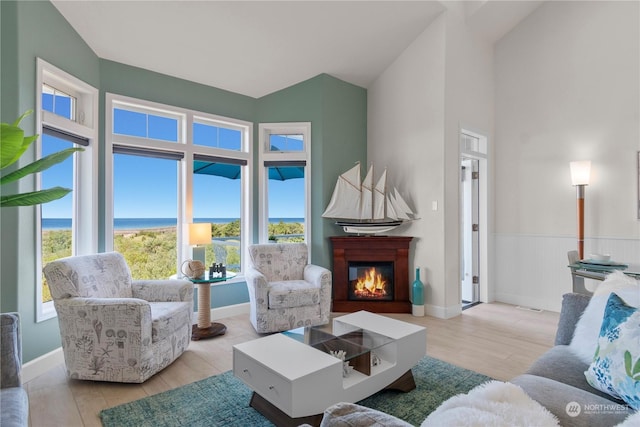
570 271 640 364
585 292 640 410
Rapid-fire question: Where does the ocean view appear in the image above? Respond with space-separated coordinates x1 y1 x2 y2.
42 218 304 230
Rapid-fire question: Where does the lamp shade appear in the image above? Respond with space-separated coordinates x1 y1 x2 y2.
189 223 211 245
570 161 591 186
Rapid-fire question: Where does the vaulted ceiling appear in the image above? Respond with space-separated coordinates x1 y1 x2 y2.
51 1 543 98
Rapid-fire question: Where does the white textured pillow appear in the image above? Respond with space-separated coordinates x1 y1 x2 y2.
569 271 640 364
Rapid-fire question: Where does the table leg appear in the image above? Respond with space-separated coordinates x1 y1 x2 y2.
192 282 226 340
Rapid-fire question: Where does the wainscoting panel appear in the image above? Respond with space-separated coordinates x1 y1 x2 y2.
494 234 640 312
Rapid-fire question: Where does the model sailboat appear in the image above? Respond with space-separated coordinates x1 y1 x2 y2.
322 163 416 234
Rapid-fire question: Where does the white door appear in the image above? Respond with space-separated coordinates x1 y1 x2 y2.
460 157 480 305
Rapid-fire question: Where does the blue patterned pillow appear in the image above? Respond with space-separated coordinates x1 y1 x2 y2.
585 292 640 410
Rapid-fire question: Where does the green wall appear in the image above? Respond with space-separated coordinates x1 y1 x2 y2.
256 74 367 267
1 0 367 363
1 0 101 362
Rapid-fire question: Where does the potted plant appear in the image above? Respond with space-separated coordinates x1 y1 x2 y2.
1 110 82 207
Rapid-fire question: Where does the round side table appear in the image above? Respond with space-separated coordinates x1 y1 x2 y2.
188 275 228 340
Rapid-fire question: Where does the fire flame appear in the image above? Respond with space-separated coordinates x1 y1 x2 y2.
353 267 387 298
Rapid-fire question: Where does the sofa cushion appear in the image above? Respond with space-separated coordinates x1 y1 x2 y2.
526 345 624 403
1 313 21 388
570 271 639 364
0 387 29 427
585 293 640 410
511 374 633 427
268 280 319 309
149 301 192 343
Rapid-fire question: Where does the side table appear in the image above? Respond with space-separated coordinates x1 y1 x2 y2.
187 274 229 340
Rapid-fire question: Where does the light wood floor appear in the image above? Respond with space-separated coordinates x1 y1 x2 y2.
25 303 559 427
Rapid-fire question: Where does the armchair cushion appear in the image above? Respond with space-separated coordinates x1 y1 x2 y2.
45 251 134 299
268 280 320 309
248 243 308 281
132 279 192 302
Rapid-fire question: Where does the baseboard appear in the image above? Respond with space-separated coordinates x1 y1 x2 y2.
209 302 250 320
425 303 462 319
24 303 252 383
23 346 64 383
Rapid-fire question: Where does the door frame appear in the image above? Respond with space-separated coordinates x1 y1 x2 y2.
460 127 489 304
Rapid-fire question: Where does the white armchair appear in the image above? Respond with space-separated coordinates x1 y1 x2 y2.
43 252 193 383
246 243 332 333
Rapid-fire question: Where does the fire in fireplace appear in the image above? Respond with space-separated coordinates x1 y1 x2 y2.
348 262 394 301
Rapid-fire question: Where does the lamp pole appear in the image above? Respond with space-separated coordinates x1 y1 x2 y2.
570 161 591 260
576 184 585 260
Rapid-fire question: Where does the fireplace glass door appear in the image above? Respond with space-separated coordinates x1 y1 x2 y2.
348 261 394 301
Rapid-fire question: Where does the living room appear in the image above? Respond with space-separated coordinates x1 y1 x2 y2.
1 0 638 425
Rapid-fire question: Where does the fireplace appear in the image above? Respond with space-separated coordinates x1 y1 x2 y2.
330 236 413 313
348 262 394 301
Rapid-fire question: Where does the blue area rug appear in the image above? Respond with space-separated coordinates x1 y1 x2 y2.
100 356 492 427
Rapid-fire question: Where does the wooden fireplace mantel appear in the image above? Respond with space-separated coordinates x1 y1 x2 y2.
330 236 413 313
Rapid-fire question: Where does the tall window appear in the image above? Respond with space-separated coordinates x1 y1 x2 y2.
37 59 98 321
258 123 311 244
105 94 252 278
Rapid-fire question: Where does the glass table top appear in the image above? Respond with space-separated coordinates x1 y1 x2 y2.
281 324 394 363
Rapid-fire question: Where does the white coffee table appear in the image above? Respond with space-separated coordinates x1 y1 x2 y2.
233 311 426 426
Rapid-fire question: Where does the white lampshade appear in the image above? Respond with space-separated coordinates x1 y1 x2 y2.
570 161 591 186
189 223 211 245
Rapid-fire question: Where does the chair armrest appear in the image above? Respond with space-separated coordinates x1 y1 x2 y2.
53 297 154 345
245 266 269 290
555 292 592 345
305 264 332 318
245 266 270 314
131 279 193 302
1 313 22 388
304 264 331 287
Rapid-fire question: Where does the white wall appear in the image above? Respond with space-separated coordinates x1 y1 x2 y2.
368 5 494 318
368 14 447 315
494 1 640 311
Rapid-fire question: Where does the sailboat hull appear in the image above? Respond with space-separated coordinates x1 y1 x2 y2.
335 219 405 235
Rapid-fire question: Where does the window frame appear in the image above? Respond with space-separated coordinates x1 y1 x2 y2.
258 122 311 245
105 93 253 277
36 58 99 322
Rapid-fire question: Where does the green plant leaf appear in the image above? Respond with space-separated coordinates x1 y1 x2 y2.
625 350 633 377
0 187 72 207
1 123 27 169
12 109 33 127
0 147 83 185
1 110 36 169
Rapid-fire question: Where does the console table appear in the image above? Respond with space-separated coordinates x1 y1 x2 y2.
568 261 640 294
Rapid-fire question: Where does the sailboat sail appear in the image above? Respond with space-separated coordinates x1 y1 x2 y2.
360 165 374 220
373 169 386 220
323 163 416 234
322 163 362 219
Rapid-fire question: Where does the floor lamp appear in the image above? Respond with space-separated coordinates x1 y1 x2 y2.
570 161 591 260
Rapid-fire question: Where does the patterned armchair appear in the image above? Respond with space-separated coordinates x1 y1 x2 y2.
43 252 193 383
246 243 332 333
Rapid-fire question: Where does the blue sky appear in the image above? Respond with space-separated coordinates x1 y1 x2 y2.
41 95 304 219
